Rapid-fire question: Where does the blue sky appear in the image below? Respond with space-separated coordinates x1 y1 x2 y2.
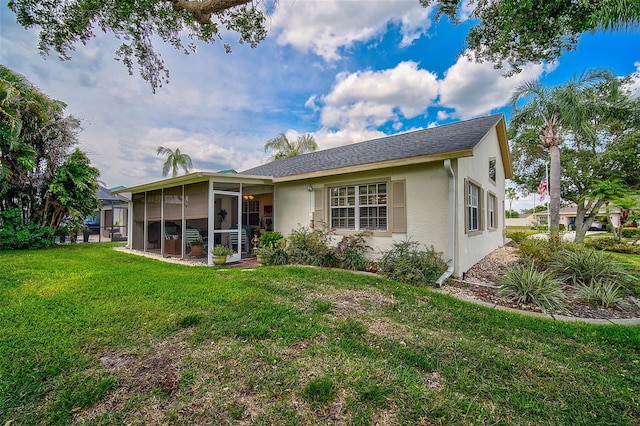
1 0 639 211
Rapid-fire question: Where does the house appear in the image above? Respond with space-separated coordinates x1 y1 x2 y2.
85 186 130 241
114 114 512 279
532 204 621 230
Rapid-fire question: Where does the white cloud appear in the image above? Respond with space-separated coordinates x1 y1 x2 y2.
313 125 386 150
438 52 553 119
458 0 475 21
271 0 432 61
626 62 640 98
319 61 438 129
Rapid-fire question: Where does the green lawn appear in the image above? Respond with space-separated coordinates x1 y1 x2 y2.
1 244 639 425
609 251 640 273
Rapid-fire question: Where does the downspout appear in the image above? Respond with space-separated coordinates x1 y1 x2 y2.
436 159 456 286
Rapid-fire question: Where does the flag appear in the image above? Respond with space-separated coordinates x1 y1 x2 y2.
537 178 547 201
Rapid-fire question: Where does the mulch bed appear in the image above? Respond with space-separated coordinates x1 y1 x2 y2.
440 245 640 320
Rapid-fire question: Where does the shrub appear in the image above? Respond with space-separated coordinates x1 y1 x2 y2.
333 232 371 271
548 247 637 289
605 244 640 255
377 240 448 286
257 246 289 266
506 231 528 244
212 245 233 256
0 208 54 250
497 264 567 313
340 249 368 271
585 237 617 251
518 238 562 266
286 226 333 266
574 280 629 309
621 227 640 239
259 231 284 248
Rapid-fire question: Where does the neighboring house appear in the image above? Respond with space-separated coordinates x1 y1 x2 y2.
87 186 130 241
114 114 512 279
532 204 621 230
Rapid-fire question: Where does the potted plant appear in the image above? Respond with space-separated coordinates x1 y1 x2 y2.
256 231 284 264
255 246 272 265
211 245 233 265
189 235 205 256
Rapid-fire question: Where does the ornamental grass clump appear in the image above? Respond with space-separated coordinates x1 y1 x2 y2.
497 264 567 313
548 247 637 288
377 239 448 286
574 279 630 309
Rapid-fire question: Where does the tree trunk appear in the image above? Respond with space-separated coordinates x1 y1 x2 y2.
549 144 561 239
574 200 604 243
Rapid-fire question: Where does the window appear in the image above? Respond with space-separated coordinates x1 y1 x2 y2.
488 158 496 183
467 181 480 232
488 193 497 229
330 183 387 231
242 200 260 226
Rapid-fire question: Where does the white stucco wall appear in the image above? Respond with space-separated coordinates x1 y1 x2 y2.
273 163 450 262
272 125 509 279
455 126 507 276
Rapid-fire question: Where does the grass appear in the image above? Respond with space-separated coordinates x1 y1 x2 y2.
609 251 640 273
1 244 639 424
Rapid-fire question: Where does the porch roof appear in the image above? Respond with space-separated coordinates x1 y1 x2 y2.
112 171 272 194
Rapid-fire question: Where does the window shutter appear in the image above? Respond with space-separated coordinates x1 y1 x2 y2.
480 187 485 231
313 188 324 228
391 180 406 233
464 179 470 233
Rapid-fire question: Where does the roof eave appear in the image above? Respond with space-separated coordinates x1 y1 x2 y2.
113 172 273 194
495 115 513 179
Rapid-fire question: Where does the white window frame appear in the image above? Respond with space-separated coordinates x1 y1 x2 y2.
242 199 260 227
467 182 480 232
488 192 497 230
329 182 388 231
488 157 497 184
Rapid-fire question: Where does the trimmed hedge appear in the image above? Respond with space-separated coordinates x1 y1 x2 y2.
621 227 640 238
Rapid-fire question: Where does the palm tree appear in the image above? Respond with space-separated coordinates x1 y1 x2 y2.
156 146 193 178
510 69 612 239
264 133 318 161
505 187 519 216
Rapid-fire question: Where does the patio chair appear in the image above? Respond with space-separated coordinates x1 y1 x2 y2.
229 228 248 254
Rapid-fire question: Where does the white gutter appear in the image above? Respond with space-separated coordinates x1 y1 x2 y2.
436 159 456 286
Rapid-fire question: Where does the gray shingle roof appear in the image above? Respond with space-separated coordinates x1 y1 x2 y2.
241 114 504 178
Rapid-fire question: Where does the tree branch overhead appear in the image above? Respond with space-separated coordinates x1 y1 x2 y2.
171 0 253 24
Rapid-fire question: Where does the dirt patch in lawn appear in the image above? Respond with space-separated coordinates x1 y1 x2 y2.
308 288 396 316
